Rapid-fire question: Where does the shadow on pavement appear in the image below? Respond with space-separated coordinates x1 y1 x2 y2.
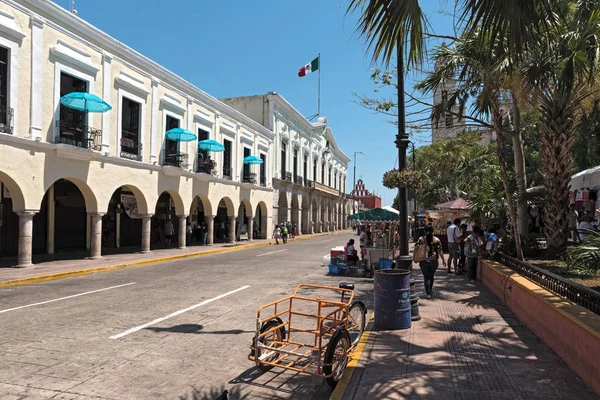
145 324 251 335
179 385 246 400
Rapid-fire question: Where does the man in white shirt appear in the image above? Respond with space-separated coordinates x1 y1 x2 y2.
446 218 462 273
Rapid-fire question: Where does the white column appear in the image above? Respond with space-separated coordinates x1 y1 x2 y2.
101 53 112 154
46 184 54 254
141 214 152 253
228 216 236 243
247 217 253 241
89 213 104 259
178 215 187 249
29 16 44 140
150 78 160 163
17 210 37 267
206 215 214 245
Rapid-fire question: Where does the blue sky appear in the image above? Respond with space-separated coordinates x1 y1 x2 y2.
58 0 454 205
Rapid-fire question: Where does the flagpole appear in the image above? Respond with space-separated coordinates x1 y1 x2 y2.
318 53 321 117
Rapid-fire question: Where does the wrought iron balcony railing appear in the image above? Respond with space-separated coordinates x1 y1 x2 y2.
164 152 187 168
120 132 142 161
294 174 302 184
304 178 313 188
197 159 216 175
55 120 102 151
242 172 257 184
0 105 14 134
284 172 293 182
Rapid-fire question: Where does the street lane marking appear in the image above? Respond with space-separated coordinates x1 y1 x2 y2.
256 249 288 257
110 285 251 339
0 282 136 314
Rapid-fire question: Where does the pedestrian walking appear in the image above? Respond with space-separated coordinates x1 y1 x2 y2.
282 223 289 243
568 204 580 243
272 224 282 244
164 218 174 246
446 218 462 273
464 226 484 283
416 225 446 299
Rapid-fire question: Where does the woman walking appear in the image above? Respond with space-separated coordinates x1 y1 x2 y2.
417 225 446 299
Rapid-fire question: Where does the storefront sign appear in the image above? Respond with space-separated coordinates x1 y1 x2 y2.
120 194 141 219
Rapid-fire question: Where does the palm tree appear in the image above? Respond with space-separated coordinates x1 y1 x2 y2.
521 0 600 256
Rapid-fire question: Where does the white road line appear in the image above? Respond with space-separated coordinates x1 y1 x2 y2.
256 249 288 257
0 282 136 314
110 285 251 339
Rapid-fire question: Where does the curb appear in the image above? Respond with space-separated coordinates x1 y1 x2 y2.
0 231 349 289
330 312 375 400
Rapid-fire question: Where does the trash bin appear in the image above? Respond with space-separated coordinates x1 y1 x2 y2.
374 269 412 330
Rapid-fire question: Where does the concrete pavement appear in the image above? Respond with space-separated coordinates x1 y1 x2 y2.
334 268 599 400
0 232 366 399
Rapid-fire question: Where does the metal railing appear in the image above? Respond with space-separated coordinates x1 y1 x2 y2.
242 173 256 184
197 159 216 175
294 173 302 184
284 172 293 182
164 152 187 168
495 252 600 316
120 133 142 161
0 105 14 134
55 120 102 151
304 178 313 188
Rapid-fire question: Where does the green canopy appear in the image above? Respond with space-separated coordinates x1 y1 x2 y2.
348 207 400 223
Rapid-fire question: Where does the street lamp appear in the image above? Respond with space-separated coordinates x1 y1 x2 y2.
352 151 364 215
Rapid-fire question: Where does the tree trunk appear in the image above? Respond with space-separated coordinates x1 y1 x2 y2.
491 91 524 260
510 94 529 238
540 96 575 257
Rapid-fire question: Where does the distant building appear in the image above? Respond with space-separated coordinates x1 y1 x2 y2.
350 179 381 211
432 44 496 145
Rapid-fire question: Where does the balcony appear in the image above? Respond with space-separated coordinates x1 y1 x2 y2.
55 120 102 151
164 152 187 168
242 172 257 184
304 178 313 188
120 134 142 161
222 167 232 181
294 174 302 185
0 105 14 134
197 159 216 175
284 172 293 182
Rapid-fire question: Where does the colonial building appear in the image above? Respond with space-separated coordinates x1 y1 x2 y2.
350 179 382 211
221 93 351 234
0 0 275 267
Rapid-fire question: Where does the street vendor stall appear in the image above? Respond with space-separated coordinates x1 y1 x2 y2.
349 207 401 271
431 198 472 252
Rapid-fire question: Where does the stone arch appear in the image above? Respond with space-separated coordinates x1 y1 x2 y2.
151 191 183 248
290 193 301 234
0 170 26 211
312 197 319 233
301 194 311 234
102 185 148 250
254 201 268 239
104 184 149 215
45 177 98 213
277 191 289 224
216 196 236 243
237 199 253 241
190 194 213 218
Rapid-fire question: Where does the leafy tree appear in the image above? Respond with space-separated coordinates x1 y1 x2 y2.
573 101 600 172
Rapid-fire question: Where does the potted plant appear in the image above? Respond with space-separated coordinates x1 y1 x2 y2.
382 168 423 192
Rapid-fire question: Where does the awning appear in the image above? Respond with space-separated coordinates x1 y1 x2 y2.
570 165 600 190
349 207 400 223
435 198 472 211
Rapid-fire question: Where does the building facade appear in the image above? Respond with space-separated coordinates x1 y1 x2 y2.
222 93 351 234
350 179 382 211
0 0 275 266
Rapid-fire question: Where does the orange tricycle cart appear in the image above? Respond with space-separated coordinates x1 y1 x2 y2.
248 283 367 388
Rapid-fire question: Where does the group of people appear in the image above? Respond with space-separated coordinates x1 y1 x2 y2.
272 222 297 244
415 218 498 299
568 204 599 243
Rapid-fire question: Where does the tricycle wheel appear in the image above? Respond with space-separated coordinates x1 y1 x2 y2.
323 329 351 388
346 301 367 346
252 320 285 372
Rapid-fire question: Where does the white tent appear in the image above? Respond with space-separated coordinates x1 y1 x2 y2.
571 166 600 190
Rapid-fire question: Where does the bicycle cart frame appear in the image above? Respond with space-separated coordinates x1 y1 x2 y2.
248 284 359 378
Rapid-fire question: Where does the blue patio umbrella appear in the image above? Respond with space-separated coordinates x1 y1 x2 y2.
59 92 112 113
165 128 197 142
198 139 225 152
243 155 264 165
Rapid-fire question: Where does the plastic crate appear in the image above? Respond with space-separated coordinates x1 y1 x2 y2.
330 257 340 266
379 258 393 270
328 264 348 275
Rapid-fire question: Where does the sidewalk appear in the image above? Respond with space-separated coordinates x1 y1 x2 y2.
337 269 599 400
0 231 346 287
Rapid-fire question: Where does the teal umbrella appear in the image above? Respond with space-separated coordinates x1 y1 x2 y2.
198 139 224 152
243 155 264 165
60 92 112 113
165 128 197 142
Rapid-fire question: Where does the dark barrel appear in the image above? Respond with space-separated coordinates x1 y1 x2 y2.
374 269 412 330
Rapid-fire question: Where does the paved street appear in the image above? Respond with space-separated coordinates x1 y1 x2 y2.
0 233 368 400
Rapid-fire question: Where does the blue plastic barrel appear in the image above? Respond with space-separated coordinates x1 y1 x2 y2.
374 269 412 330
378 258 393 270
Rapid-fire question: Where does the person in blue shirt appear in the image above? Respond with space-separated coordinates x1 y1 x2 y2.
483 228 499 258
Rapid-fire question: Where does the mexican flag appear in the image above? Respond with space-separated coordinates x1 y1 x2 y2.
298 57 319 77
